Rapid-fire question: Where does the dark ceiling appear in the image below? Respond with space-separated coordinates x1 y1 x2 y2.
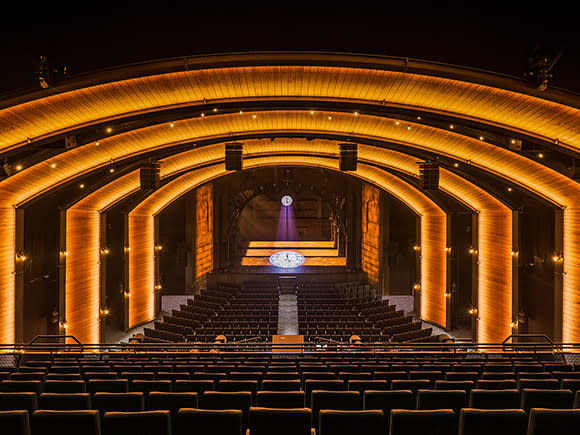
1 6 579 95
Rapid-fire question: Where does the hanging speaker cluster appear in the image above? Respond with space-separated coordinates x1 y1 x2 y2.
339 143 357 171
418 161 440 190
225 142 244 171
140 162 161 190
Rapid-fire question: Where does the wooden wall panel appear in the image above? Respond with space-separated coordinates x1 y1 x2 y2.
65 171 140 343
128 214 155 328
0 207 15 343
421 214 448 327
195 183 213 279
563 207 580 344
362 183 381 288
65 209 100 344
439 170 512 343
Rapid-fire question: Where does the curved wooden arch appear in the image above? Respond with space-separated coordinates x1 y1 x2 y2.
1 61 579 155
64 138 511 343
1 108 577 342
127 156 446 330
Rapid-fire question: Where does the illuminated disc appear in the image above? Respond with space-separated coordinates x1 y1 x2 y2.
269 251 305 268
281 195 293 206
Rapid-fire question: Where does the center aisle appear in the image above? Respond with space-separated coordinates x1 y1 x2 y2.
277 293 299 335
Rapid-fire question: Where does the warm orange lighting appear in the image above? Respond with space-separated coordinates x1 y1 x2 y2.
106 127 112 133
15 165 22 171
413 244 421 251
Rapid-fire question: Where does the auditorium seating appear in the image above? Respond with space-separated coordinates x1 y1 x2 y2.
2 344 580 433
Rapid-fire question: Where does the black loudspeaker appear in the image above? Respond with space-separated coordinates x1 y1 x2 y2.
418 161 439 190
339 143 357 171
140 162 161 190
225 142 243 171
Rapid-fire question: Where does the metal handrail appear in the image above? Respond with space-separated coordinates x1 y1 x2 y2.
27 335 82 345
501 334 555 345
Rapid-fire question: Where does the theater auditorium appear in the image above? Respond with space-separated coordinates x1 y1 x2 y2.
1 42 580 434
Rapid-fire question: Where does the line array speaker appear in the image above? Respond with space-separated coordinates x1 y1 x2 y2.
140 162 161 190
339 143 357 171
418 161 440 190
225 142 243 171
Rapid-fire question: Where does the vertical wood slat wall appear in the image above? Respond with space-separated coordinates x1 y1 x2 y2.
0 207 15 343
361 184 381 289
563 208 580 343
439 169 512 343
195 184 214 280
65 172 140 343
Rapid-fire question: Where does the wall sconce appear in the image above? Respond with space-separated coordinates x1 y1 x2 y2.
154 284 162 291
413 244 421 251
468 247 478 256
100 307 111 319
155 245 163 251
510 249 518 257
445 247 452 253
510 320 518 328
15 252 28 262
552 253 563 263
412 283 421 291
59 320 68 330
468 307 478 316
444 292 451 298
101 248 110 255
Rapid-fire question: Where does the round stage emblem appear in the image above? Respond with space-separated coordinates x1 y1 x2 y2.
269 251 305 268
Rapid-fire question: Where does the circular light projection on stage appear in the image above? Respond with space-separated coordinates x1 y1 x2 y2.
281 195 293 206
269 251 305 268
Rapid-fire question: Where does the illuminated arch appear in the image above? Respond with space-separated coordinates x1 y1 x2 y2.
1 109 578 342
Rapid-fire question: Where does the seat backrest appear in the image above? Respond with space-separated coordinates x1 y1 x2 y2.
0 380 42 394
92 392 145 413
311 391 361 429
347 380 389 394
445 372 479 382
304 380 346 406
146 392 198 414
173 380 215 394
102 410 170 435
175 408 242 435
520 389 573 411
416 389 468 413
476 380 518 390
130 380 172 393
528 408 580 435
248 407 311 435
87 379 128 394
0 392 38 412
30 410 100 435
319 410 385 435
389 409 457 435
459 408 527 435
0 410 30 435
38 393 91 410
260 380 301 391
200 391 252 428
435 380 475 392
469 389 521 409
561 379 580 393
256 391 305 409
44 380 86 394
363 390 413 433
517 379 560 390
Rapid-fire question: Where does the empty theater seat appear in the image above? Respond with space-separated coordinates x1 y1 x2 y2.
38 393 91 410
389 409 457 435
102 410 171 435
416 389 468 413
319 410 386 435
175 409 242 435
520 389 574 411
248 407 312 435
256 391 305 408
527 408 580 435
458 408 527 435
0 392 38 413
30 410 100 435
469 389 521 409
0 410 30 435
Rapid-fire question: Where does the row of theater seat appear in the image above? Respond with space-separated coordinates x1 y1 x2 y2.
3 388 580 412
2 401 580 434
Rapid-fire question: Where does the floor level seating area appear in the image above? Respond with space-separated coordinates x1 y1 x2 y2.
1 352 580 434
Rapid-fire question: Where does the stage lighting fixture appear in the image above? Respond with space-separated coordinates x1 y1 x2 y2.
281 195 293 206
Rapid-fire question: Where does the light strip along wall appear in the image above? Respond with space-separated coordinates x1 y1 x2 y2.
127 155 446 329
65 171 140 344
2 107 580 340
1 63 579 154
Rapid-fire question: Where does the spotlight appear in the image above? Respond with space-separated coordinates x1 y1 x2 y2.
281 195 293 207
